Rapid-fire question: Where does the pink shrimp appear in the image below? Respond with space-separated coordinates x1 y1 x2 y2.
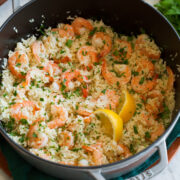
47 105 68 129
82 143 103 165
43 61 62 81
92 32 112 57
166 66 175 92
59 161 76 166
27 118 48 149
53 56 71 64
150 123 165 142
137 59 155 77
131 75 156 94
140 111 156 127
112 40 132 60
135 34 161 59
72 17 93 35
10 100 40 122
52 24 74 38
131 59 156 94
98 89 119 110
8 52 29 79
31 41 45 63
118 144 132 158
61 70 89 93
145 90 164 116
77 46 98 66
17 69 47 94
60 131 74 150
101 59 131 86
83 117 92 124
76 107 92 117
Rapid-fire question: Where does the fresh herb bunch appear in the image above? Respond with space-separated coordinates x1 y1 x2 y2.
155 0 180 35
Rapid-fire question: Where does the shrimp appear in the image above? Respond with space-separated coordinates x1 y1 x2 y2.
54 56 71 64
83 117 92 124
145 90 164 116
61 70 89 92
101 59 131 86
131 59 156 93
52 24 74 38
8 52 29 79
47 105 68 129
140 111 156 127
76 107 92 117
72 17 93 35
98 89 119 110
16 69 48 95
118 144 132 158
112 40 132 60
77 46 98 66
27 118 48 149
82 143 103 165
92 32 112 57
137 59 155 77
31 41 45 63
59 161 76 166
150 123 165 141
166 66 175 92
43 61 62 81
60 131 74 149
131 75 156 94
135 34 161 59
10 100 39 122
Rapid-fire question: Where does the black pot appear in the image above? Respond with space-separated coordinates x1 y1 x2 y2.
0 0 180 179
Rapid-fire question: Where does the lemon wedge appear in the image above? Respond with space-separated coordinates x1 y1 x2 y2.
117 90 136 123
94 109 123 142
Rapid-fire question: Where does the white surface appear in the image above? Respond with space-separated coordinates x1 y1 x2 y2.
0 0 179 180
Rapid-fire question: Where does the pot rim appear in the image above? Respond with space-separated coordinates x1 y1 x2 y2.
0 0 180 171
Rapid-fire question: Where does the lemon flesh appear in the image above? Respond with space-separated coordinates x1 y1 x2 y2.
94 109 123 142
117 90 136 123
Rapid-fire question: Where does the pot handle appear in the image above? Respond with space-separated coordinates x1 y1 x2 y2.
89 140 168 180
127 140 168 180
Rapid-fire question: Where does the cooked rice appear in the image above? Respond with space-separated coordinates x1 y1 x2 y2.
0 18 175 166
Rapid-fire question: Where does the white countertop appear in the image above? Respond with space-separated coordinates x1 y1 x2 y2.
0 0 179 180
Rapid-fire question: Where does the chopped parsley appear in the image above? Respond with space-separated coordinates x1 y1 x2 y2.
61 82 66 92
139 76 145 84
20 72 26 76
33 132 38 138
133 125 138 134
60 49 65 54
145 131 151 139
19 134 26 143
39 24 45 35
74 88 81 96
13 82 19 87
4 116 15 131
20 119 28 125
15 63 21 67
89 27 97 36
132 71 139 76
101 89 106 94
75 105 79 110
159 102 170 120
99 26 105 32
130 144 135 153
3 93 7 97
40 97 44 101
65 40 73 48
